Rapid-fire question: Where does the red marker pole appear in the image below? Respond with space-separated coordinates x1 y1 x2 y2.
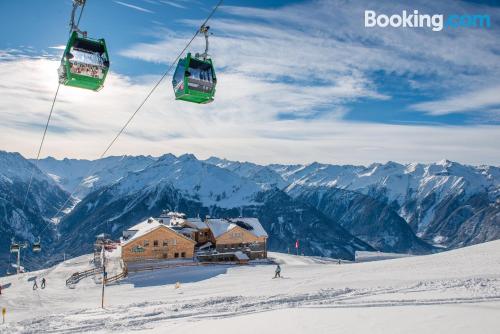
295 239 299 256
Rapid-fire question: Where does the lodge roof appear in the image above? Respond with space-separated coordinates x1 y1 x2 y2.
122 218 196 246
206 218 268 239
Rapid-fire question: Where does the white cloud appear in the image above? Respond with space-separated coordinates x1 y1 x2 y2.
120 0 500 121
48 45 66 50
1 0 500 165
0 57 499 166
411 85 500 115
114 1 154 13
159 1 186 9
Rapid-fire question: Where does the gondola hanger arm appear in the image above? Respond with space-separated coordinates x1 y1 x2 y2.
69 0 87 35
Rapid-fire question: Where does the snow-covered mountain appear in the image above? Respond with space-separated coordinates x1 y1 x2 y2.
3 151 498 271
204 157 288 189
0 151 69 274
33 155 155 198
272 160 499 247
203 157 499 249
56 155 373 260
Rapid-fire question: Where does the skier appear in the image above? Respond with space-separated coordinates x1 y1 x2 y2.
274 264 281 279
338 259 341 265
32 278 38 290
41 278 46 289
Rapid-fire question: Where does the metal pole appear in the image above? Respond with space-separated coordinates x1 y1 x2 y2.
101 264 105 308
101 247 105 308
16 248 20 275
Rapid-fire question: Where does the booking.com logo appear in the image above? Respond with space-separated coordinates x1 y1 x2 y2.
365 10 491 31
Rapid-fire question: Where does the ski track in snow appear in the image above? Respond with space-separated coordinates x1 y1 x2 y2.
8 277 500 333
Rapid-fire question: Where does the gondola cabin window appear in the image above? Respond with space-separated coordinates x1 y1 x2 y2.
172 59 185 92
186 59 215 93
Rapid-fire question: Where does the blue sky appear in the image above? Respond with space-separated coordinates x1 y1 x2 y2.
0 0 499 165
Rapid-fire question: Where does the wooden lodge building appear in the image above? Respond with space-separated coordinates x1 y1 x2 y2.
120 212 268 264
121 219 196 262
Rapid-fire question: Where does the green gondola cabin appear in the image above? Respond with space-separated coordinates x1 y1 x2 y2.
58 31 110 91
172 53 217 104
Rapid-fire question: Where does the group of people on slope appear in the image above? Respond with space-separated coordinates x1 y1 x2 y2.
32 277 46 290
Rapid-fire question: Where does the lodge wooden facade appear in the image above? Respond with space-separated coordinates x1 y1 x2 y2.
121 225 196 263
210 225 267 259
120 214 268 263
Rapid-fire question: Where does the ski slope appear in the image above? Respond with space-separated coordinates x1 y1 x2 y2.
1 240 500 333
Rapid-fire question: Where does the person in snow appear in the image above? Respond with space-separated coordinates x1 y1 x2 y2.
274 264 281 278
32 278 38 290
41 278 46 289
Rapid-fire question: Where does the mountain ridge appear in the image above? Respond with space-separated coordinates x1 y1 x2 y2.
1 150 498 274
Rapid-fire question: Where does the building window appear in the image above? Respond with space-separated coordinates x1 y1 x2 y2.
143 240 149 247
181 252 186 258
174 252 179 258
131 245 145 253
204 232 209 237
153 240 159 247
163 240 168 247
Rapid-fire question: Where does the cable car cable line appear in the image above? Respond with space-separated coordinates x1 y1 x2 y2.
19 0 90 254
21 0 88 212
36 0 224 239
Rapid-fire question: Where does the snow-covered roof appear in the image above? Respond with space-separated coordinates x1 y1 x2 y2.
227 218 268 238
234 251 249 261
206 219 236 238
179 227 198 234
206 218 268 239
126 217 159 232
185 218 208 230
122 218 195 245
198 242 212 250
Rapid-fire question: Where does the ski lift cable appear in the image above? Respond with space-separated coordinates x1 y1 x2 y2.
21 1 88 212
76 0 86 29
38 0 224 236
21 83 61 211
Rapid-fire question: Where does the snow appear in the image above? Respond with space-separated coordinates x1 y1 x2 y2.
206 218 236 238
33 155 155 198
355 250 413 262
111 154 262 208
1 240 499 333
185 218 208 230
280 159 500 234
227 217 268 238
206 218 267 238
234 251 249 261
122 218 194 245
